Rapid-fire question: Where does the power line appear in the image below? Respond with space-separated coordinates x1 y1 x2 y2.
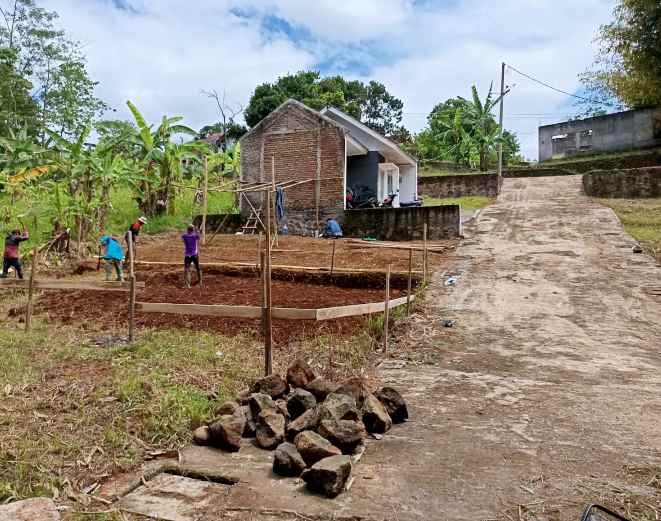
505 63 615 107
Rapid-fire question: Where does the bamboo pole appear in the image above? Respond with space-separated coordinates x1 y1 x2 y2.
383 263 391 357
264 190 273 376
406 249 413 315
128 234 136 342
25 247 38 331
330 241 336 277
423 223 428 284
271 156 278 248
201 156 209 245
257 232 262 277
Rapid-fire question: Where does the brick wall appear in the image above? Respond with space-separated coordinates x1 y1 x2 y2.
239 102 346 234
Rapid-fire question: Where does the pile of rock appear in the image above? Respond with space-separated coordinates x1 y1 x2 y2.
192 360 408 498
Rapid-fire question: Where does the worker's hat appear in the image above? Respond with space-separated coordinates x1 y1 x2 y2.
138 216 147 224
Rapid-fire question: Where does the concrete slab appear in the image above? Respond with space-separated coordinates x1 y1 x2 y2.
118 473 231 521
0 498 60 521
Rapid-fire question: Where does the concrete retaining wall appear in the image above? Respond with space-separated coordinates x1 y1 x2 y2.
583 167 661 198
342 206 460 241
418 173 500 198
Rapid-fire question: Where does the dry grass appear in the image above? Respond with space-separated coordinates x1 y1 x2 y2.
599 198 661 262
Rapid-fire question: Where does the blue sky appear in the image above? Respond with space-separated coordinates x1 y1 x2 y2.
42 0 617 159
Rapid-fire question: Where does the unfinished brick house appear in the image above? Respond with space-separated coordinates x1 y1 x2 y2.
239 99 419 236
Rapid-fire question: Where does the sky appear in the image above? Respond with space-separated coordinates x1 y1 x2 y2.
41 0 617 159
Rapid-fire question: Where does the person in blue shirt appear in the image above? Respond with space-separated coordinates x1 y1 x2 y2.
324 218 343 238
100 235 125 282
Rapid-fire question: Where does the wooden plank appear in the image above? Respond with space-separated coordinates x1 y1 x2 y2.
0 279 144 291
383 264 391 356
136 302 316 320
25 247 38 331
316 295 412 321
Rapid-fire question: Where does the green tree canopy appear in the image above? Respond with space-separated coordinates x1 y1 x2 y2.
244 71 405 136
580 0 661 111
0 47 38 136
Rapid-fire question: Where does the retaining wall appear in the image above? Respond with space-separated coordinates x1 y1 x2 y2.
582 167 661 198
418 173 500 198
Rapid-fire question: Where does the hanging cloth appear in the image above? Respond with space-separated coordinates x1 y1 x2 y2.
276 187 285 221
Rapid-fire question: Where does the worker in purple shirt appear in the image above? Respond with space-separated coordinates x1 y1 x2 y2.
1 228 29 279
182 224 202 288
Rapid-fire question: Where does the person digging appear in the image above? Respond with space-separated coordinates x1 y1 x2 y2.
100 235 125 282
125 216 147 260
1 228 29 279
182 224 202 288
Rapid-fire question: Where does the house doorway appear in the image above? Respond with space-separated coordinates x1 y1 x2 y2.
378 163 400 206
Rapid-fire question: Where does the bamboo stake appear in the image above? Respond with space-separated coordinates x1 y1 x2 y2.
264 190 273 376
330 241 336 277
128 234 136 342
406 249 413 315
25 247 38 331
257 233 262 277
201 156 209 245
383 263 391 357
423 223 428 284
271 156 278 248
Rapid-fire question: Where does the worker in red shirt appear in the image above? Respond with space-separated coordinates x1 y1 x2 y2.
124 216 147 259
1 228 29 279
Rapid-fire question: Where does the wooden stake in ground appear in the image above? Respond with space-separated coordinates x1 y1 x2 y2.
406 249 413 315
271 156 278 248
257 232 262 277
423 223 428 284
383 263 391 357
263 189 273 376
25 247 38 331
127 234 136 342
330 240 336 277
201 156 209 245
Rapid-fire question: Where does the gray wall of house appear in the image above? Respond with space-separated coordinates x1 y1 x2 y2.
539 107 661 161
347 151 383 193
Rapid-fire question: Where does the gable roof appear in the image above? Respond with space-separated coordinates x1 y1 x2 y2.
321 106 417 165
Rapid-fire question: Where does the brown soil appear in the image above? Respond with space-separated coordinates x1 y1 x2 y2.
36 265 406 343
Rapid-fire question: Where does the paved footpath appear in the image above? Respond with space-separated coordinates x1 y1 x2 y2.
116 176 661 521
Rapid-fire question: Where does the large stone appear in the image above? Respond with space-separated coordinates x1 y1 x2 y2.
214 401 238 417
0 498 60 521
273 442 307 477
334 376 370 407
240 405 256 437
286 407 319 441
287 388 317 420
286 359 316 388
208 414 246 452
305 377 337 402
235 389 252 405
294 430 342 467
375 387 409 423
301 455 352 498
362 394 392 434
275 399 291 424
317 419 367 454
249 393 275 418
256 409 286 450
318 393 359 422
250 374 288 399
192 426 211 446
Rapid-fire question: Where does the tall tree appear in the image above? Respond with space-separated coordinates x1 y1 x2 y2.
244 71 404 136
580 0 661 110
0 47 38 136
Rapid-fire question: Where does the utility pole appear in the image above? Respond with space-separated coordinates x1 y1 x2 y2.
497 61 506 181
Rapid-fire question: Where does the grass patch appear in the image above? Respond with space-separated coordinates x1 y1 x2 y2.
423 195 493 211
418 166 486 177
599 198 661 260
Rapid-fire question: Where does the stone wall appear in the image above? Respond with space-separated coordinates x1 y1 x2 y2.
418 173 500 198
342 206 460 241
193 213 245 234
582 167 661 198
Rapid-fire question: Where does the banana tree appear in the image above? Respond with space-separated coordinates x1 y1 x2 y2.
466 84 500 171
126 101 209 216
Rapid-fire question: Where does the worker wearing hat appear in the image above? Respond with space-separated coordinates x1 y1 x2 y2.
125 216 147 260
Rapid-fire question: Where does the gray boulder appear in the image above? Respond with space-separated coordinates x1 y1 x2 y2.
256 409 285 450
214 401 238 417
334 376 370 407
275 399 291 424
250 374 288 399
294 430 342 467
375 387 408 423
301 455 352 498
318 393 360 422
317 419 367 454
208 414 246 452
286 359 316 389
273 442 307 477
239 405 256 438
192 426 210 446
287 388 317 420
362 394 392 434
249 393 275 418
305 377 337 401
286 408 319 441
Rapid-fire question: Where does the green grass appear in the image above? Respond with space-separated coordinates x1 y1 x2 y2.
423 195 493 211
541 146 661 166
599 198 661 259
418 165 487 177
